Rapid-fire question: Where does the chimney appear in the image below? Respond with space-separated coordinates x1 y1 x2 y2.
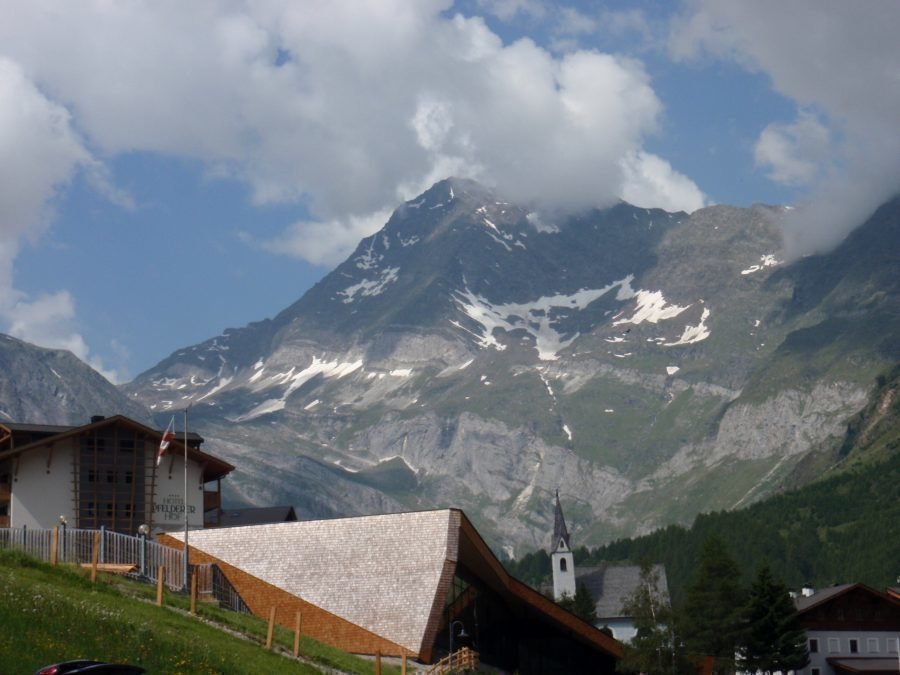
90 415 105 424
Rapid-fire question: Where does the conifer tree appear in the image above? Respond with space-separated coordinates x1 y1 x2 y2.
558 582 598 625
739 563 809 674
679 534 745 673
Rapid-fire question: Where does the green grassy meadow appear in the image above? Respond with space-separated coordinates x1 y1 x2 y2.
0 549 399 675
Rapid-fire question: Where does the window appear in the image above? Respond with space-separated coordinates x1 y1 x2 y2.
867 638 879 653
849 638 859 654
106 503 114 518
124 471 133 484
559 558 567 572
88 469 96 483
809 638 818 653
86 501 95 518
106 470 115 483
888 638 899 654
827 637 840 653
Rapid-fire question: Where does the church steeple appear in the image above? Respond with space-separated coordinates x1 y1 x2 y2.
551 489 576 600
552 489 570 552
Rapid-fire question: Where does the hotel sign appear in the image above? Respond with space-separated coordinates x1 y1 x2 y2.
155 494 196 522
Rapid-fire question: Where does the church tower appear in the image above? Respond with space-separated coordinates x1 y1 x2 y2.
551 490 576 600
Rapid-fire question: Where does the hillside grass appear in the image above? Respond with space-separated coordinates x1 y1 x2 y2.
0 549 399 675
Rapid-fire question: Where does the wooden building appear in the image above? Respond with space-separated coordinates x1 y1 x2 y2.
162 508 623 673
0 415 233 534
795 583 900 675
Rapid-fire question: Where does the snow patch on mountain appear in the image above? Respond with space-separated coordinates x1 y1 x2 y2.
613 290 689 326
233 356 363 421
452 276 637 360
741 254 780 275
664 306 711 346
338 267 400 303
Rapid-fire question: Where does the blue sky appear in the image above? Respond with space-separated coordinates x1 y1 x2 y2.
1 1 897 382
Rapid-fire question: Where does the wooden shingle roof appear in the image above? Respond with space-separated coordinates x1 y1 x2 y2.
171 508 623 663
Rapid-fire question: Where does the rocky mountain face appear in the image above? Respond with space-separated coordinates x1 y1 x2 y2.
121 179 900 555
0 333 151 426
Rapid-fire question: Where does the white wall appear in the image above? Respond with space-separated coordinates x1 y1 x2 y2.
600 618 636 643
152 453 205 532
552 547 576 600
10 438 208 532
10 442 75 529
801 631 900 675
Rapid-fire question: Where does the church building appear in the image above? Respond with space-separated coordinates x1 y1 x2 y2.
551 491 670 643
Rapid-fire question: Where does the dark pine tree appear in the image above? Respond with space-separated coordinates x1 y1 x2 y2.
558 582 599 625
679 534 746 673
739 563 809 674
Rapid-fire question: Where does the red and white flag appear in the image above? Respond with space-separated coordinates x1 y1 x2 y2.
157 416 175 466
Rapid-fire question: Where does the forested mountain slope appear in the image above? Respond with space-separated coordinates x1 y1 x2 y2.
509 363 900 599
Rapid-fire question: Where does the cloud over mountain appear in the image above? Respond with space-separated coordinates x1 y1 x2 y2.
0 1 704 268
670 0 900 256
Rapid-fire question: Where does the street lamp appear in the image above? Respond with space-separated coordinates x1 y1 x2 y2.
58 515 67 562
449 620 468 662
138 524 150 577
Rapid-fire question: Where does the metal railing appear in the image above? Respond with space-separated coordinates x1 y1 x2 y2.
0 526 233 600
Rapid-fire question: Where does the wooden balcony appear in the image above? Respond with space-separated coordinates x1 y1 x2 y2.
203 490 221 512
0 516 9 528
0 483 9 501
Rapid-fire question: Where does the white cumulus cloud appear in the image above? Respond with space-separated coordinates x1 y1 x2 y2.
0 1 705 266
754 112 832 187
671 0 900 257
0 57 118 378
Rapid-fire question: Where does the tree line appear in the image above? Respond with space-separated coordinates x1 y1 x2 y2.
617 535 808 675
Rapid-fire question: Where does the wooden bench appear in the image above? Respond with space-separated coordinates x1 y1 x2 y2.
79 563 137 574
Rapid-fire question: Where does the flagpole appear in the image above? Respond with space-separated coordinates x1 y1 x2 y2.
183 404 190 591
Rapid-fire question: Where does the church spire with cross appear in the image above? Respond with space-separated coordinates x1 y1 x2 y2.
551 489 576 600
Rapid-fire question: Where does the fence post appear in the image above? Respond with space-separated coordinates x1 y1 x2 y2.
190 571 198 615
293 610 302 657
50 526 59 566
375 650 382 675
91 531 101 583
156 565 165 606
401 654 407 675
266 606 277 650
99 525 106 563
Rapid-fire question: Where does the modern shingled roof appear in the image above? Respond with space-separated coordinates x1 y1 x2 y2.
167 508 623 665
175 509 458 655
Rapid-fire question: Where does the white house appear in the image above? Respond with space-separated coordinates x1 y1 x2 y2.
0 415 234 534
